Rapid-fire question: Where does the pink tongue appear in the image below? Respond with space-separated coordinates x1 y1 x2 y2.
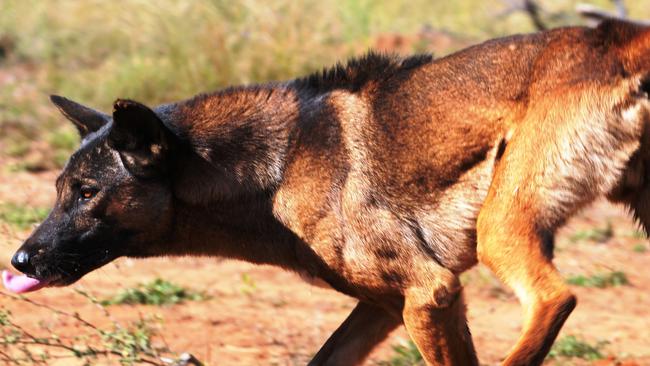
2 270 46 294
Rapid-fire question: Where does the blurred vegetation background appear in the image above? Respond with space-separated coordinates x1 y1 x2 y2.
1 0 649 171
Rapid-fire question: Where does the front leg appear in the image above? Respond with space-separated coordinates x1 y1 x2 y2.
402 266 478 366
309 301 401 366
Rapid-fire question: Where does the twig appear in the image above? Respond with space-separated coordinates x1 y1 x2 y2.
577 3 650 26
524 0 547 30
180 353 204 366
496 0 525 18
612 0 628 18
0 291 97 331
3 339 163 366
0 291 205 366
498 0 548 30
0 290 156 364
0 348 16 363
577 3 621 23
74 287 129 333
3 313 38 341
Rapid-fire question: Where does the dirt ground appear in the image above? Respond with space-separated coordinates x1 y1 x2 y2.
1 160 650 366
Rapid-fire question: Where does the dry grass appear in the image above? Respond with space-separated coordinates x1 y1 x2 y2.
2 0 649 165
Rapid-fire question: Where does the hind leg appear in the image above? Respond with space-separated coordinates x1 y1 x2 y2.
475 92 645 364
477 207 577 365
309 302 401 366
476 153 584 365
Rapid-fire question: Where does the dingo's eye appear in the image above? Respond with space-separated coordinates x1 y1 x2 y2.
79 186 97 202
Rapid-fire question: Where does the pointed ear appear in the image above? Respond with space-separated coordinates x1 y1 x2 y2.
108 99 174 178
50 95 109 137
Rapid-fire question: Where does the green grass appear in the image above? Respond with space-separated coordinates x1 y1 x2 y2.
240 272 258 296
566 271 629 288
5 139 29 158
0 203 49 229
1 0 498 111
101 278 209 306
100 318 161 365
625 229 647 239
569 222 614 243
48 127 78 168
632 243 648 253
3 128 78 172
379 340 424 366
547 335 608 361
380 335 609 365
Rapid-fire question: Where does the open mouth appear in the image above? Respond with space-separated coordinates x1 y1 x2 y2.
1 270 64 294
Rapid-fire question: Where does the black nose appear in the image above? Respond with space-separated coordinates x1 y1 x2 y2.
11 250 33 274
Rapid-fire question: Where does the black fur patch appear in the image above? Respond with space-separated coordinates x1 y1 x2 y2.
406 218 445 266
641 75 650 96
293 52 433 94
539 229 555 260
495 137 507 162
374 246 399 260
380 270 404 286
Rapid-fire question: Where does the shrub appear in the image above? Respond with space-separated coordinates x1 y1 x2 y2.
101 278 209 306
